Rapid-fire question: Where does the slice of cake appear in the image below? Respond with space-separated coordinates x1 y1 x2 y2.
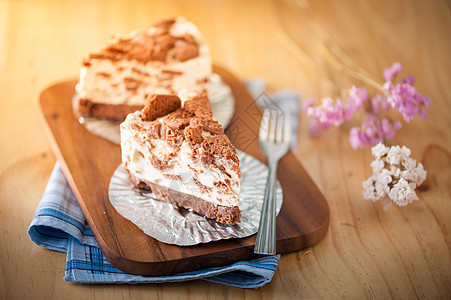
75 17 212 120
120 93 241 224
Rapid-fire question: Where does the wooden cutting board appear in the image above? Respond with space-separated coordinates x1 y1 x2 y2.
39 65 330 276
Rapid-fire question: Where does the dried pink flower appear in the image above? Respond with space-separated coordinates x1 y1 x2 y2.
383 77 431 122
305 86 368 135
301 98 314 112
370 94 390 114
302 62 431 149
383 62 403 81
348 115 402 149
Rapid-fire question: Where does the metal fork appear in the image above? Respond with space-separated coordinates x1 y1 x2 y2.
254 109 291 255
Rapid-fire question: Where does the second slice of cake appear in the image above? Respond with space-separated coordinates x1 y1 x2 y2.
76 17 212 121
120 93 241 224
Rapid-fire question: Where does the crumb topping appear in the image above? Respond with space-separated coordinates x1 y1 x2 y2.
141 94 181 121
132 93 238 171
183 93 212 119
86 18 199 64
184 123 204 145
201 135 239 165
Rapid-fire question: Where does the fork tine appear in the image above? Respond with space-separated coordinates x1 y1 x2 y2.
259 109 270 141
283 112 292 144
268 110 277 142
276 111 284 143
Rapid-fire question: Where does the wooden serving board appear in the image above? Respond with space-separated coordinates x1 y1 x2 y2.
39 65 330 276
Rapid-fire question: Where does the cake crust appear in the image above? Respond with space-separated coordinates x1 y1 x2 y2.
76 98 143 121
128 172 241 225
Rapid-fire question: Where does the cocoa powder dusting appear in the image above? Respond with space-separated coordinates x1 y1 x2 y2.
86 19 199 64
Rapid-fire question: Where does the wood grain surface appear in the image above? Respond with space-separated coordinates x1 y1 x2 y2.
1 0 450 298
39 65 329 276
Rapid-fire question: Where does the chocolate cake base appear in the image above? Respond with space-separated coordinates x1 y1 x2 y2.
128 172 241 225
76 98 143 121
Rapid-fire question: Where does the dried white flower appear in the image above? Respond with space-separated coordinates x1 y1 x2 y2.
362 177 378 201
375 169 392 197
372 143 389 158
388 178 418 206
386 145 411 165
362 143 426 209
402 157 416 170
371 159 385 174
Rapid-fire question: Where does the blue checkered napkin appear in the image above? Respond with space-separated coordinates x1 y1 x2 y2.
28 162 280 287
28 80 299 288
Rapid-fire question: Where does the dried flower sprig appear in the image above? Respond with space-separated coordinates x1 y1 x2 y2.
302 63 431 149
362 143 427 209
383 62 431 122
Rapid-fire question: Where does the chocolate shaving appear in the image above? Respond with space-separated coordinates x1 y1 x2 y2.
184 124 204 145
141 94 181 121
157 122 185 148
124 77 142 91
96 72 111 78
159 109 192 130
146 122 161 139
213 181 228 189
183 93 212 119
201 135 239 165
202 119 224 135
163 174 183 180
189 118 223 135
149 152 176 170
132 67 150 77
173 43 199 62
192 178 212 193
161 69 184 76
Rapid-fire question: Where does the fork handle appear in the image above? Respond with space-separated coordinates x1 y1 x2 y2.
254 160 278 255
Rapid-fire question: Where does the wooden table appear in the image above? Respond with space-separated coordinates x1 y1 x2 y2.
1 0 450 298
